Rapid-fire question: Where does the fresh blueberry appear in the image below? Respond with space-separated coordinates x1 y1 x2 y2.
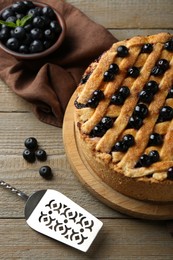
44 29 55 40
29 40 44 53
42 6 56 19
13 26 26 40
30 28 43 40
19 44 29 53
50 20 62 34
1 8 14 20
32 16 46 29
6 37 19 51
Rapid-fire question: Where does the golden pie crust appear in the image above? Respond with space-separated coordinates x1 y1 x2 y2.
74 32 173 202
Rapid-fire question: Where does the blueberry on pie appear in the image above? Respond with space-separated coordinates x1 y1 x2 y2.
74 33 173 202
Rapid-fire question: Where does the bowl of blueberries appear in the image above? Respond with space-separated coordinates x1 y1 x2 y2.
0 1 66 59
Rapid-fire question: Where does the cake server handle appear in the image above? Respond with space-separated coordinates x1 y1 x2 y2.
0 180 28 201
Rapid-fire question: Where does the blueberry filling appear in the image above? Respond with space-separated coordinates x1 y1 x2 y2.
164 38 173 52
133 103 148 119
127 115 143 130
111 86 130 105
157 106 173 122
103 63 119 82
167 86 173 98
87 90 104 108
141 43 153 53
112 134 135 152
144 80 159 94
90 116 114 137
74 100 87 109
148 133 163 146
167 167 173 180
117 45 129 57
139 89 154 104
136 150 160 167
151 59 169 76
80 73 91 84
127 66 140 78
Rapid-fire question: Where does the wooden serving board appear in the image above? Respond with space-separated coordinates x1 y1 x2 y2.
63 92 173 220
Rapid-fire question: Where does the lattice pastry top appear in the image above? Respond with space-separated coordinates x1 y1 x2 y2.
74 32 173 184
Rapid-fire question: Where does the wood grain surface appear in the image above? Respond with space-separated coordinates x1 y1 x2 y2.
0 0 173 259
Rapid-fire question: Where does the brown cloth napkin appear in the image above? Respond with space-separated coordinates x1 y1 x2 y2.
0 0 116 127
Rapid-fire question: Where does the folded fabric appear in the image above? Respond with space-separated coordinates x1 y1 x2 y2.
0 0 116 127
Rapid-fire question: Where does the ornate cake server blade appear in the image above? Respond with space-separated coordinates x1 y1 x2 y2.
0 180 103 252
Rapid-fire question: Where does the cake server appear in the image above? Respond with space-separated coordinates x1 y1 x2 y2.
0 180 103 252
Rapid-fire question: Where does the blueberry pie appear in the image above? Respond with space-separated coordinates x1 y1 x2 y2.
74 33 173 202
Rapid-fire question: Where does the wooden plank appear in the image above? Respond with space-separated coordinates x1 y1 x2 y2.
66 0 173 29
0 219 172 259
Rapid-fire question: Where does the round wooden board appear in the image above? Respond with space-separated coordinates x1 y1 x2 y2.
63 91 173 220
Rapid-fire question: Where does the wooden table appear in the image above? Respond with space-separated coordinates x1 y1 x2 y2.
0 0 173 259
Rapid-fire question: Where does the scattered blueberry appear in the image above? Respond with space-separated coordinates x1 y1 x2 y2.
24 137 38 150
23 148 35 163
117 45 129 57
35 149 47 161
39 166 53 179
